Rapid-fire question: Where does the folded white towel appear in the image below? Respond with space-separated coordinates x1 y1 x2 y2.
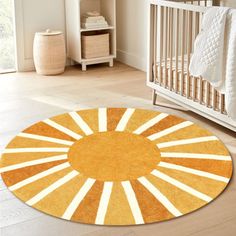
190 7 236 120
84 11 100 17
82 16 105 24
81 22 108 29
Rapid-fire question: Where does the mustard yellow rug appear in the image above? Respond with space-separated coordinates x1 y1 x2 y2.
0 108 233 225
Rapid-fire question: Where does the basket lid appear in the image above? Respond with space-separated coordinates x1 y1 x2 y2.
36 29 63 36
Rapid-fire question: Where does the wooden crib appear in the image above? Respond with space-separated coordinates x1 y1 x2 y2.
147 0 236 131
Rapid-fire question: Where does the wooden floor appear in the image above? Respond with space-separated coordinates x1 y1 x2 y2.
0 62 235 236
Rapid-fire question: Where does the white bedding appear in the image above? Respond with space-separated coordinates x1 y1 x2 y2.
189 7 236 120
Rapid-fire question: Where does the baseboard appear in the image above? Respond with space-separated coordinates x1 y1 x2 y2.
18 58 72 72
116 49 147 72
19 58 35 72
19 51 147 72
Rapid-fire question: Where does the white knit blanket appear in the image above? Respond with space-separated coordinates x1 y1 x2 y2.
190 7 236 120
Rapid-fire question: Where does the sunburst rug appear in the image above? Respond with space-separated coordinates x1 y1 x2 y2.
0 108 233 225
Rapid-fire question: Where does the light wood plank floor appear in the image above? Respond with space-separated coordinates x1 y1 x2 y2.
0 62 235 236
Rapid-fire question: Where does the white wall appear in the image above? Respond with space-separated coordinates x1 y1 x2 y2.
221 0 236 7
15 0 236 72
16 0 149 72
15 0 65 71
116 0 148 71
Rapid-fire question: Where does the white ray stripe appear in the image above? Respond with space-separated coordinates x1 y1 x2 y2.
115 108 135 131
133 113 169 135
0 154 68 174
152 170 212 202
3 147 69 154
18 133 74 146
62 178 96 220
69 112 93 135
43 119 82 140
161 152 232 161
121 181 144 224
98 108 107 132
158 161 230 183
148 121 193 141
138 177 182 217
157 136 218 149
9 162 71 191
26 170 79 206
95 182 113 224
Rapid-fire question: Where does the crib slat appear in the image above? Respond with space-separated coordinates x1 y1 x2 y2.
181 9 186 96
164 7 169 88
206 82 211 107
153 5 158 82
192 77 197 100
186 10 192 98
194 11 200 40
174 8 179 93
220 94 225 114
150 4 155 83
199 77 203 104
213 0 221 6
169 8 174 90
213 88 217 110
159 6 164 84
220 94 226 114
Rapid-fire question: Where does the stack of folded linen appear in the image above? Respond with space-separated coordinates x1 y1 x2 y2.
81 11 108 29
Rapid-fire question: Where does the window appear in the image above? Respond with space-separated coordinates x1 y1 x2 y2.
0 0 16 73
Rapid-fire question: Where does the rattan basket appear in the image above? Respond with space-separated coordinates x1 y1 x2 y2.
33 30 66 75
82 33 110 59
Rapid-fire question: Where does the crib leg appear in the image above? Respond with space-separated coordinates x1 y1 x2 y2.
152 89 158 105
152 90 189 111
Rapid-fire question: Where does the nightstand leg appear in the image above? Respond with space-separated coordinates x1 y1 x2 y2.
109 59 114 67
82 63 87 71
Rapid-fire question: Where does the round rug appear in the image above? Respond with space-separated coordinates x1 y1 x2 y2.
0 108 233 225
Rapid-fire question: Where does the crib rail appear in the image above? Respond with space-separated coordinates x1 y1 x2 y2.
147 0 236 131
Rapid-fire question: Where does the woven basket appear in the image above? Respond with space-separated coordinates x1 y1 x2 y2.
33 30 66 75
82 33 109 59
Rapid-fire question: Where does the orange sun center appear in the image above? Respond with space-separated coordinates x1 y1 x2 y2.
68 131 161 181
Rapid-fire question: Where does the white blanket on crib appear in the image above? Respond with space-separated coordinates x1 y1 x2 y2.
189 7 236 120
